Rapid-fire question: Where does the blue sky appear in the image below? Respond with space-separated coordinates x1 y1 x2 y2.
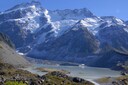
0 0 128 20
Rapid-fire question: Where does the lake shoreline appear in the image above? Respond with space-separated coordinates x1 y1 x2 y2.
22 63 121 85
21 58 123 85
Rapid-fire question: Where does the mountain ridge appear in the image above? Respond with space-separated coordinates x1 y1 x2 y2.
0 1 128 68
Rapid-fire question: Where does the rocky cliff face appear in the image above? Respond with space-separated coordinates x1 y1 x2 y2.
0 32 14 48
28 26 99 62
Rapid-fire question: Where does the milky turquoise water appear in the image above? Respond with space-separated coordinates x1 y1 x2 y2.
23 64 121 80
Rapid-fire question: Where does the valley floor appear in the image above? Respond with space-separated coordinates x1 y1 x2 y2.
22 61 121 85
0 60 125 85
0 62 94 85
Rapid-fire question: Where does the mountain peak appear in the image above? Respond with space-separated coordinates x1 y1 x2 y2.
31 1 41 5
49 8 95 21
101 16 125 26
5 1 41 12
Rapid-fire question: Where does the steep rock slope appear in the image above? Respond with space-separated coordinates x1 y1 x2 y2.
28 26 99 63
0 33 30 67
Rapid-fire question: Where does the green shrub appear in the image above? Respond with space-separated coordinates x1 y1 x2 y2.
5 81 27 85
0 44 3 49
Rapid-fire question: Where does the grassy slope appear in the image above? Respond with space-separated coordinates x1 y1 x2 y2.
41 71 94 85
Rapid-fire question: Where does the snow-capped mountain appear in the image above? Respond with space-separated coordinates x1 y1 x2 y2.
0 1 50 48
0 1 128 68
48 8 96 21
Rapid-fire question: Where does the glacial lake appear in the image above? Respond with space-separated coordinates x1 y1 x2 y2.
23 64 121 80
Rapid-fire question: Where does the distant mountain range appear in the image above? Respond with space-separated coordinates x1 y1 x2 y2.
0 1 128 68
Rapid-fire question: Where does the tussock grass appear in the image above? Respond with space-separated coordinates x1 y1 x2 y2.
0 44 3 49
96 77 111 83
5 81 27 85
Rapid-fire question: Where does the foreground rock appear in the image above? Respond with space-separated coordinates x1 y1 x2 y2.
96 76 128 85
0 64 94 85
40 71 94 85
